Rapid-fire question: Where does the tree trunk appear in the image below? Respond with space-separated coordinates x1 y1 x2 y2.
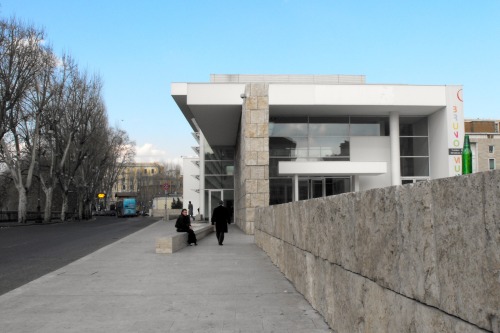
60 192 68 221
78 197 84 220
86 200 92 220
17 186 28 224
43 186 54 223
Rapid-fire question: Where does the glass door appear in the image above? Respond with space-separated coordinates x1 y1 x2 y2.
208 190 223 221
310 178 324 198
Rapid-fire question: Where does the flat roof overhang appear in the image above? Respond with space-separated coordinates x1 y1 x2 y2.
172 83 245 146
171 83 448 147
279 161 388 176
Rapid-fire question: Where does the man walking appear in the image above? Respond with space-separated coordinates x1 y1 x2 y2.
211 200 231 246
188 201 194 220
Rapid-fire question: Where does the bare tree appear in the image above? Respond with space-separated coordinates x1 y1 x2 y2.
100 128 135 208
0 18 46 142
38 55 78 222
55 68 106 221
0 19 55 223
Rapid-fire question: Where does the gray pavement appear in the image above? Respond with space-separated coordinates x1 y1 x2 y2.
0 219 332 333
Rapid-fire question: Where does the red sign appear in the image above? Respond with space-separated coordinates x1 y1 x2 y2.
163 183 169 191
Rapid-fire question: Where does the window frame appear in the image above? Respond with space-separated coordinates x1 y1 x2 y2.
489 158 496 170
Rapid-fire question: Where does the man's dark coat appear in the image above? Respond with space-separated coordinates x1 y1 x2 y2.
211 205 230 233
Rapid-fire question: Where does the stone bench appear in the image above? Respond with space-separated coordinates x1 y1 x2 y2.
155 223 214 254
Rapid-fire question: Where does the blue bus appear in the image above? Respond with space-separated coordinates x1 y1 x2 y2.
116 198 137 217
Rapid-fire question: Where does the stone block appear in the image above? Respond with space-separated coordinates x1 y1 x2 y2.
398 182 440 304
249 166 265 179
245 137 265 152
257 179 269 193
245 123 258 138
250 110 268 124
257 96 269 109
257 151 269 165
254 170 500 331
249 83 268 97
155 224 214 254
155 237 172 254
245 151 258 165
256 123 269 137
245 179 258 194
245 96 258 110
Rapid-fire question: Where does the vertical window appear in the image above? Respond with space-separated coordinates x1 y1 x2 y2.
489 145 494 154
151 169 155 174
399 117 429 178
144 169 147 174
489 159 496 170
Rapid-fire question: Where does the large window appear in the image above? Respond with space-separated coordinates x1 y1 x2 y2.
204 145 234 189
269 116 389 204
269 116 388 168
399 117 429 178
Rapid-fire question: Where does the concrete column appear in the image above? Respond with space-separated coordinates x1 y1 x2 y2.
294 174 299 201
199 132 206 219
390 112 402 186
235 83 269 234
353 175 360 191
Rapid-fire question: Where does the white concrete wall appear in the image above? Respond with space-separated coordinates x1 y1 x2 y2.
429 108 449 179
182 157 200 215
269 84 447 108
351 136 392 190
187 83 245 105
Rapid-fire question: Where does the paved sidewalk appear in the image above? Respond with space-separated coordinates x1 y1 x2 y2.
0 220 331 332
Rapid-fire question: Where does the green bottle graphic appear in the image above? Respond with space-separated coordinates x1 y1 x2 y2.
462 135 472 174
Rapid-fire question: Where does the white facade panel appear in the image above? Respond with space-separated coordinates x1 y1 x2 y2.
269 84 447 107
182 157 200 215
350 137 392 191
429 108 449 179
279 161 387 175
171 82 188 96
187 84 245 105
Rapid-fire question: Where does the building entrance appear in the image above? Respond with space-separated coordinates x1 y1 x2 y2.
298 177 351 201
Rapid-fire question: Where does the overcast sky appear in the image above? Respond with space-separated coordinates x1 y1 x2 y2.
2 0 499 163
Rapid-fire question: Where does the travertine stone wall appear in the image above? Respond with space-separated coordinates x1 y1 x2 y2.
234 83 269 234
255 170 500 332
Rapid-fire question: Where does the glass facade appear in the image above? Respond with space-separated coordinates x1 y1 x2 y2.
269 116 390 205
399 117 429 180
201 116 430 208
203 143 234 219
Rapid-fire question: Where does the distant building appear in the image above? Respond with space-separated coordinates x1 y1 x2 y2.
172 74 464 234
111 163 165 211
465 119 500 172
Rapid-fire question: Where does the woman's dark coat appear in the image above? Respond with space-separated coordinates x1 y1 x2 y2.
175 214 191 232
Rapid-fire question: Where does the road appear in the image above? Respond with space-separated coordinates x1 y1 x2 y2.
0 216 160 296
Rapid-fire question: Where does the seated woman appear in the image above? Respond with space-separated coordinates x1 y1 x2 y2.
175 209 197 246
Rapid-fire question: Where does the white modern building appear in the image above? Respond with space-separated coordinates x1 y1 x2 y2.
182 155 201 218
172 74 464 234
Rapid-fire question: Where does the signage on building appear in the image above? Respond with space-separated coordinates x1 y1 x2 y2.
446 87 464 176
